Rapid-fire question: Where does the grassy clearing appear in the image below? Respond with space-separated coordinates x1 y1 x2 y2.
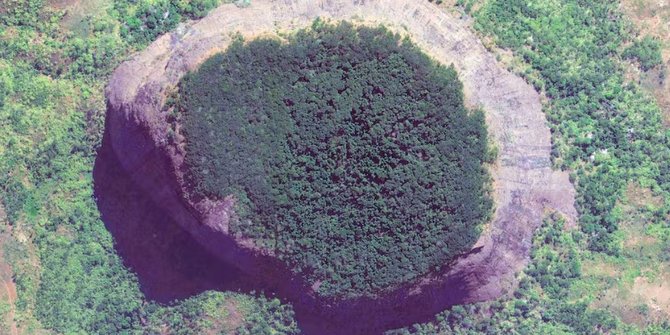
0 213 49 335
562 189 666 327
48 0 112 36
573 183 670 326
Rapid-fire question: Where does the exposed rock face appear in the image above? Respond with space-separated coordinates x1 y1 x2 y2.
104 0 577 333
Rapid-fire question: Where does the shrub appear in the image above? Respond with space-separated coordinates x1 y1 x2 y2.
624 36 664 71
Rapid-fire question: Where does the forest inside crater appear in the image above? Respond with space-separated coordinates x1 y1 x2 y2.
2 0 670 334
174 22 493 298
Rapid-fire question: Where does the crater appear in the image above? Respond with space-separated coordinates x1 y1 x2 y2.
173 22 493 298
96 1 578 334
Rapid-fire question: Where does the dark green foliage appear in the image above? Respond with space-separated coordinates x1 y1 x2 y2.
623 36 664 71
112 0 222 46
237 296 300 335
177 22 492 297
144 292 298 335
475 0 670 255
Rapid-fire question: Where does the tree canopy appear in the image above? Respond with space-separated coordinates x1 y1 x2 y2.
175 21 492 297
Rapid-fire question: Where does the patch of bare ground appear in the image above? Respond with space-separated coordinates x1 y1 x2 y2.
620 183 664 249
625 182 665 208
591 269 670 327
584 182 670 326
0 208 50 335
153 299 242 335
633 275 670 320
620 0 670 126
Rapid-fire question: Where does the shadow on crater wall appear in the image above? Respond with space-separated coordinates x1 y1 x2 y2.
93 125 472 335
94 130 251 301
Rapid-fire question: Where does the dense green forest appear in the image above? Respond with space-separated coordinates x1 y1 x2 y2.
176 22 492 297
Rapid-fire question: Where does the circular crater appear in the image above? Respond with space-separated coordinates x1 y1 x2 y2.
171 22 492 297
102 1 578 332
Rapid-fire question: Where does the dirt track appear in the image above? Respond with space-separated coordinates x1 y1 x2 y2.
104 0 578 333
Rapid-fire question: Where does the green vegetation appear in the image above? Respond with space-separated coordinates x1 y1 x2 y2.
1 0 670 333
176 21 492 297
393 214 670 335
474 0 670 255
0 0 296 333
623 36 664 71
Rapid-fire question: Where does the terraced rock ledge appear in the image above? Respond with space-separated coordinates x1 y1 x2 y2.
102 0 578 333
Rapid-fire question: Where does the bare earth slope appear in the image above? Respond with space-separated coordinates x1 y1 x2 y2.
104 0 577 332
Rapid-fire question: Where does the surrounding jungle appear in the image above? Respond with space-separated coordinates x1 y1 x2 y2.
176 22 492 297
0 0 298 334
0 0 669 334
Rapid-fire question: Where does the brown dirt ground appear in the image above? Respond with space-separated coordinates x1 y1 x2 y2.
625 182 665 208
587 264 670 327
632 275 670 320
586 182 670 326
619 172 670 325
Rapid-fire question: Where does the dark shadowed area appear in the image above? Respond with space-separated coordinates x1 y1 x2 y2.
93 131 249 301
93 124 480 334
